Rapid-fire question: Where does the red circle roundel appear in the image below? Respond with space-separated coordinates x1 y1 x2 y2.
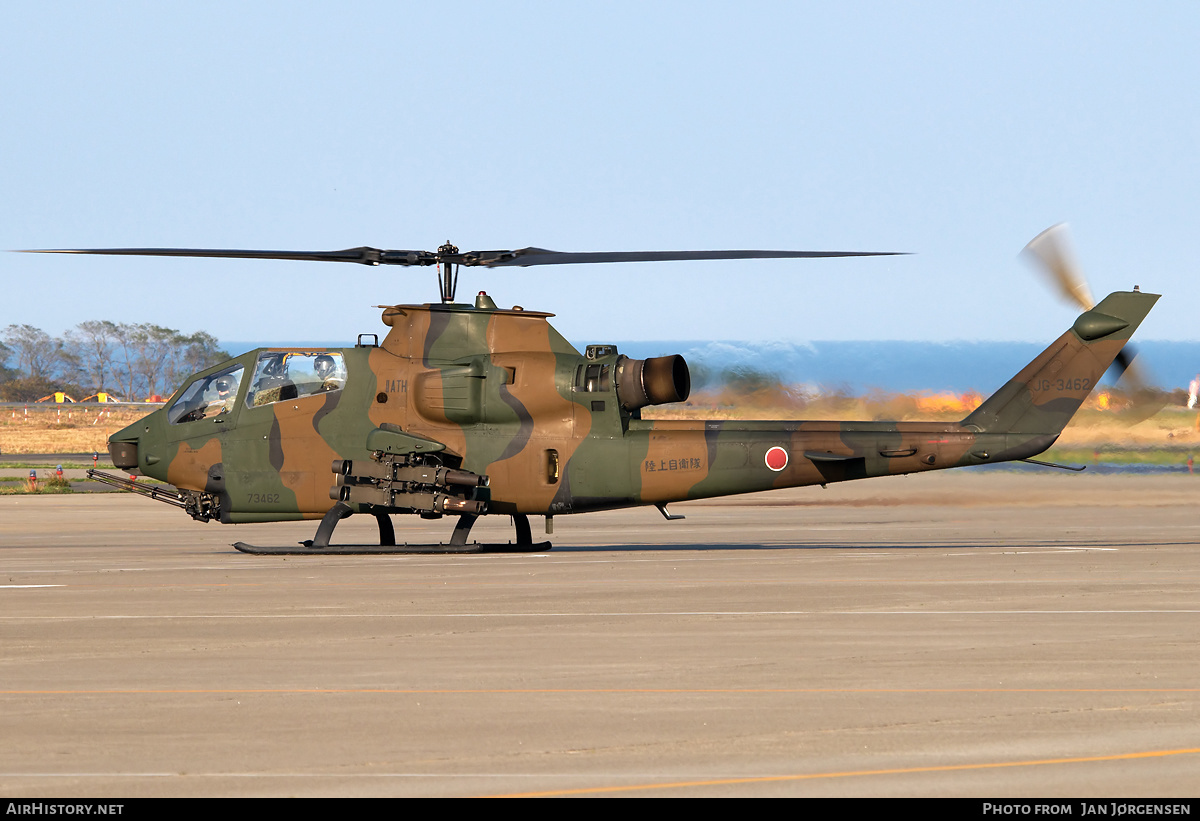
765 446 788 472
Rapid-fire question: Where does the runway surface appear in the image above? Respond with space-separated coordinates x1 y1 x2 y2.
1 471 1198 797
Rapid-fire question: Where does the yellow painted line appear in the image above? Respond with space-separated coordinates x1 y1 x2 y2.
488 747 1200 797
2 687 1198 695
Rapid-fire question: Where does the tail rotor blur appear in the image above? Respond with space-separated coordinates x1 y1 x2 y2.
1022 224 1094 312
1021 223 1163 422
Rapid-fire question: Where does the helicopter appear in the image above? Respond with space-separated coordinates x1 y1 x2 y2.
26 232 1157 554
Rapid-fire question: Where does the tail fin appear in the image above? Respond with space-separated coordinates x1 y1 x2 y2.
962 290 1158 434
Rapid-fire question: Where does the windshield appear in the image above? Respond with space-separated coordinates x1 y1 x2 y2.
168 365 245 424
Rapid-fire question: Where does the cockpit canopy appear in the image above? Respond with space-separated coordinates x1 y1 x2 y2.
168 351 347 425
245 351 345 407
167 363 245 424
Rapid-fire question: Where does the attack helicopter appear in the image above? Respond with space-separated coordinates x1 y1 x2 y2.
27 231 1157 554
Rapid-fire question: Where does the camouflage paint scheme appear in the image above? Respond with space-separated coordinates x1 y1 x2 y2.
109 290 1158 534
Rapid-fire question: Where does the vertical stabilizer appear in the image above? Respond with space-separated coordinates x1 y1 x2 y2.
962 291 1158 434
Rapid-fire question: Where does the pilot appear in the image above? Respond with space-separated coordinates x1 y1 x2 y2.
208 373 238 415
314 355 342 391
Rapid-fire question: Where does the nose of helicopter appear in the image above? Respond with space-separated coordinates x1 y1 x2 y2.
109 438 139 470
106 409 168 477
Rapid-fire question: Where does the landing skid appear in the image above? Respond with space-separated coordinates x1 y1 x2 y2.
232 541 550 555
232 507 551 555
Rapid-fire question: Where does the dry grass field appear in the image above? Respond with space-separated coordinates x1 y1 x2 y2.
2 392 1198 459
0 404 150 455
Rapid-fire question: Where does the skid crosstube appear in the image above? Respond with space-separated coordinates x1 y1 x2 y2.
236 506 550 556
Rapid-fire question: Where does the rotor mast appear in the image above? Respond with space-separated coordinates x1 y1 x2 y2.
437 241 460 303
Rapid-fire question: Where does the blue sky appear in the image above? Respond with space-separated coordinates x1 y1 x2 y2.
3 2 1198 345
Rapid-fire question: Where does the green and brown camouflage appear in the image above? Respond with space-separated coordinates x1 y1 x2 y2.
101 288 1157 548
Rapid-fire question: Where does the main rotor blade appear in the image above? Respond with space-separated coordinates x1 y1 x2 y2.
22 245 906 269
471 248 906 267
21 247 431 265
1021 224 1094 311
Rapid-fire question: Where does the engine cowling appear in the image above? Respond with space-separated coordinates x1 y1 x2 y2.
615 354 691 411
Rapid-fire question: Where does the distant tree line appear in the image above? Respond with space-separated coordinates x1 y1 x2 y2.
0 322 230 402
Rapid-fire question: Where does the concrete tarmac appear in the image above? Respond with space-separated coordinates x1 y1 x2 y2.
1 471 1198 798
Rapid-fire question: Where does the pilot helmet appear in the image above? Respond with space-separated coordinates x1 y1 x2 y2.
314 355 335 379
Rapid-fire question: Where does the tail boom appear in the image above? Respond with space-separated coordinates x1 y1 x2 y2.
596 291 1159 509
